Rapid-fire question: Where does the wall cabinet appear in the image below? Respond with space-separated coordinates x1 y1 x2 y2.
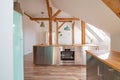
87 53 120 80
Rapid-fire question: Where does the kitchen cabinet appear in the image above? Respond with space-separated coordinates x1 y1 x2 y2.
114 71 120 80
103 64 114 80
33 46 44 64
33 46 53 65
87 53 103 80
87 52 120 80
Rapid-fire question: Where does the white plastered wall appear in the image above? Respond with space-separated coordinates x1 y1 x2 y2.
23 14 43 55
0 0 13 80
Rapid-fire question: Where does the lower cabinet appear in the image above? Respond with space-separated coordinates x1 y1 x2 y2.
87 53 120 80
114 71 120 80
103 64 120 80
87 53 103 80
103 64 115 80
33 46 53 65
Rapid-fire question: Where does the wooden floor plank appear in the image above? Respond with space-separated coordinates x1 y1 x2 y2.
24 54 86 80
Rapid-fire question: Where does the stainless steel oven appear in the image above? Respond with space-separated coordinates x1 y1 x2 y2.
61 49 74 60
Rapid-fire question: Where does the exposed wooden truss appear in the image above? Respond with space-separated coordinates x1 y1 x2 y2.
24 0 80 45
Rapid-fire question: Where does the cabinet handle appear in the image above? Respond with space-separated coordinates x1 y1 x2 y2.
97 66 103 77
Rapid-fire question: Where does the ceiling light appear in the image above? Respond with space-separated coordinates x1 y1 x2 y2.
40 12 45 27
64 25 70 31
40 21 45 27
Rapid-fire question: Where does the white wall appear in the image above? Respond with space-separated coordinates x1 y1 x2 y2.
111 34 120 51
23 15 42 55
0 0 13 80
58 22 81 45
58 23 72 44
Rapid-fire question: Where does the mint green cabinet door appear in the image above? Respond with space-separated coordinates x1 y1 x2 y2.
44 46 53 64
13 11 23 80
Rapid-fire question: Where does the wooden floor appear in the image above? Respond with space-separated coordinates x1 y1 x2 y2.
24 54 86 80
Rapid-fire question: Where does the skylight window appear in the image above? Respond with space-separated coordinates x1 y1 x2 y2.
86 23 109 41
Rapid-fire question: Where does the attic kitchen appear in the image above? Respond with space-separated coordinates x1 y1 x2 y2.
20 0 120 80
23 0 99 65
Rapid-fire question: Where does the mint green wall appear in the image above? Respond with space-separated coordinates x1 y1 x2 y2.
13 10 24 80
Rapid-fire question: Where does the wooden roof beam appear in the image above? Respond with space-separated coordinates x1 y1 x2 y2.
30 18 49 20
54 18 80 21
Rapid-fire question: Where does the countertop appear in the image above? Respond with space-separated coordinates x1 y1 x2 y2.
33 44 99 47
86 50 120 72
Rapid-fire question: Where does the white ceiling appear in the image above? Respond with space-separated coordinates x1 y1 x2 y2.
20 0 48 17
20 0 72 18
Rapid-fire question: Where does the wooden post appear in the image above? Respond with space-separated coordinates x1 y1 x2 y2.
56 22 59 45
81 20 86 44
46 0 52 45
49 7 52 45
72 22 75 45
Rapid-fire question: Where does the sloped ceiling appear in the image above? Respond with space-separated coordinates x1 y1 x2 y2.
52 0 120 35
102 0 120 18
20 0 72 20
